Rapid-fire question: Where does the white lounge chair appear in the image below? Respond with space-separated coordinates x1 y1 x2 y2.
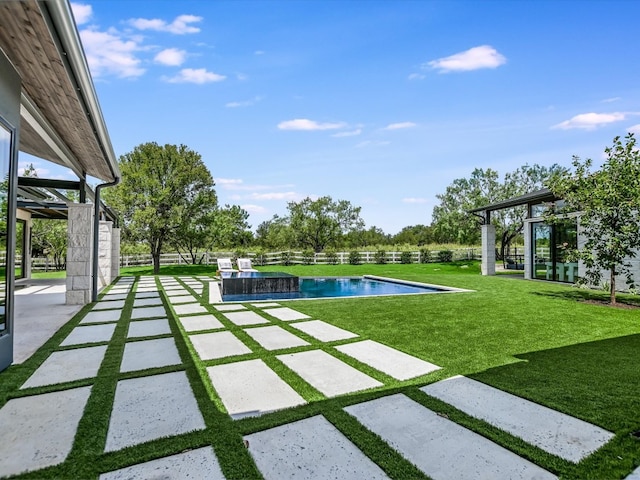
236 258 258 272
217 258 237 273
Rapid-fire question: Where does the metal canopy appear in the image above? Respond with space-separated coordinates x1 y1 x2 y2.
468 188 557 214
0 0 119 182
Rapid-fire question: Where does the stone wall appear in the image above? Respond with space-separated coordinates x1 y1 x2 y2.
66 204 93 304
98 220 112 288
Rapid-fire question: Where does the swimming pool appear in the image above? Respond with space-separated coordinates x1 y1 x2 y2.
220 275 464 302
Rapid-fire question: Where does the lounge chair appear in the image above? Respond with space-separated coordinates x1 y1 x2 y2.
217 258 237 273
236 258 258 272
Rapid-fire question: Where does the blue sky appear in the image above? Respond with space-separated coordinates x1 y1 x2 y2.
22 1 640 234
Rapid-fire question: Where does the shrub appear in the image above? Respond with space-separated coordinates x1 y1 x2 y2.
437 249 454 263
324 248 339 265
348 250 361 265
419 248 431 263
253 249 267 266
280 251 292 266
302 250 315 265
374 249 387 264
400 251 413 264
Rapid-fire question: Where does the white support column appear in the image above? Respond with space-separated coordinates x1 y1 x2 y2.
98 220 113 289
111 227 120 281
66 203 94 304
523 219 533 279
481 224 496 276
17 209 32 279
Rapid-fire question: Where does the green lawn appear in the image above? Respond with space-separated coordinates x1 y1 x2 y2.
2 262 639 478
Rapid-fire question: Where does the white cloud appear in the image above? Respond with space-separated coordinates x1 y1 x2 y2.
356 140 390 148
601 97 621 103
332 128 362 138
216 178 295 192
426 45 506 73
79 27 145 78
164 68 226 84
129 14 203 34
408 73 425 80
254 50 265 55
552 112 627 130
277 118 345 131
402 197 428 204
627 124 640 135
250 192 299 201
154 48 187 66
225 96 263 108
384 122 416 131
71 3 92 25
241 204 268 214
236 73 249 81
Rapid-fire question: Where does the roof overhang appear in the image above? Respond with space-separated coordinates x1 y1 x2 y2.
468 188 558 214
0 0 119 182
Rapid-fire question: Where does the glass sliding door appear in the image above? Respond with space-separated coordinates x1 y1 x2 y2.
0 122 11 334
531 219 578 283
532 222 551 280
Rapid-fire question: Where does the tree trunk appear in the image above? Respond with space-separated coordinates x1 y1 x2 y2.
610 268 616 304
153 254 160 275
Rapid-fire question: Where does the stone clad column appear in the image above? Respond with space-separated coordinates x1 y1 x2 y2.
98 220 113 288
66 203 94 304
523 219 532 280
481 224 496 276
111 227 120 281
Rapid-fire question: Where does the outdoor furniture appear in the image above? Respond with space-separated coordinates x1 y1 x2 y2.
217 258 238 273
236 258 259 272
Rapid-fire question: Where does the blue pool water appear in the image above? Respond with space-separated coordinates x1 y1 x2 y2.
222 276 446 302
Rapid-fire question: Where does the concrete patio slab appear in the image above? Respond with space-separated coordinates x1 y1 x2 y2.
251 302 281 308
164 287 188 294
105 371 206 452
127 319 171 338
101 293 127 301
135 287 159 293
264 307 310 321
120 338 181 373
190 331 252 360
0 386 92 478
214 304 247 311
60 323 117 346
277 350 382 397
22 345 108 388
168 295 197 304
178 314 225 332
173 303 208 315
132 297 163 308
245 415 388 480
207 359 306 419
289 320 358 342
345 394 556 480
222 310 270 326
81 309 122 324
133 292 160 299
131 306 167 319
421 376 615 463
99 446 224 480
93 299 126 310
244 325 310 351
336 340 441 380
627 466 640 480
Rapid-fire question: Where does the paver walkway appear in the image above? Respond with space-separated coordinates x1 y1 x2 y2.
0 275 626 479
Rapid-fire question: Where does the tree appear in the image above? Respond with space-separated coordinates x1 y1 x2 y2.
546 134 640 304
288 196 365 252
211 205 252 249
392 224 434 246
170 188 218 264
254 215 294 249
103 142 216 274
31 220 67 270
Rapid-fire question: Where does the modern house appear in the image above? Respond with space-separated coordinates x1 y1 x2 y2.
0 0 120 372
472 188 640 288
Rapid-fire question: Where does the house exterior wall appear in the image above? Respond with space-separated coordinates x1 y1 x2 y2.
66 203 94 304
98 220 112 288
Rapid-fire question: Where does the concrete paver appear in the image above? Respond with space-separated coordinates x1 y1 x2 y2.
173 303 208 315
99 446 225 480
207 359 306 418
627 466 640 480
222 310 270 326
190 331 252 360
245 415 389 480
214 304 247 311
60 323 117 346
244 325 310 350
132 297 162 308
93 300 126 310
22 345 108 388
127 319 171 338
289 320 358 342
100 293 127 301
135 286 159 293
251 302 281 308
0 386 92 477
178 314 224 332
277 350 382 397
345 394 556 480
421 376 615 463
133 292 160 299
131 306 167 319
81 309 121 324
167 295 197 304
105 371 206 452
264 307 310 321
336 340 441 380
120 338 181 373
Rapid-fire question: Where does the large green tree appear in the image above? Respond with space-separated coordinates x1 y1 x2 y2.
546 134 640 304
288 196 365 252
104 142 216 274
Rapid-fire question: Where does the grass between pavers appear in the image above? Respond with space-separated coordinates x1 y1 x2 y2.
0 264 638 479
